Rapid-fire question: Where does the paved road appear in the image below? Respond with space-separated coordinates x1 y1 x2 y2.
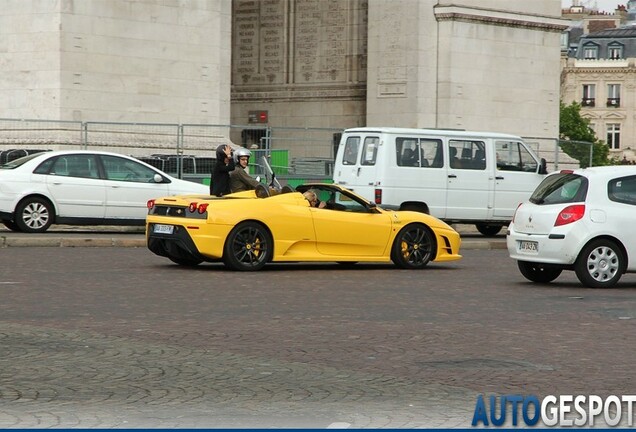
1 246 635 428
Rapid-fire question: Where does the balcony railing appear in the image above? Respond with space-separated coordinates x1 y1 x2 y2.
581 98 595 107
607 98 621 108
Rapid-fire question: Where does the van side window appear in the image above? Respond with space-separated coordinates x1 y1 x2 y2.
397 138 442 168
449 140 486 170
396 138 419 167
342 137 360 165
496 141 538 172
361 136 379 166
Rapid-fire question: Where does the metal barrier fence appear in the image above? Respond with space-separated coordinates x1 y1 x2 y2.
0 118 343 182
1 118 590 180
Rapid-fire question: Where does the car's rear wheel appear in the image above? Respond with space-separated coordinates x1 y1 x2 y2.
517 261 562 283
15 197 54 233
223 221 272 271
168 256 203 267
2 219 21 232
391 223 435 269
575 239 624 288
475 223 503 237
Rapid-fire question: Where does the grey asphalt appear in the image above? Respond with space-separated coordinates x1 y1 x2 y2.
0 224 507 250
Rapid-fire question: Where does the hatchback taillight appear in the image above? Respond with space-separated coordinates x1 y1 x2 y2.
554 204 585 226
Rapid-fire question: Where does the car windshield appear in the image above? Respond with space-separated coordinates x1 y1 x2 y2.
0 152 43 169
529 173 588 205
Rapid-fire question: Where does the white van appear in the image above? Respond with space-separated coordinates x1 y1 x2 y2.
333 127 548 236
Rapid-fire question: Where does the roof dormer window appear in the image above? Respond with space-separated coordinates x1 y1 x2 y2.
608 42 624 60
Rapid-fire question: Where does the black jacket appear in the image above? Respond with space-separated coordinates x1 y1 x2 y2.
211 147 235 196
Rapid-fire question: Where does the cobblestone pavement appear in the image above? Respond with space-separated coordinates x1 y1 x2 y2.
1 246 636 428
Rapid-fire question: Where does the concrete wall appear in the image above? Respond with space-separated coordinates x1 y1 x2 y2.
366 0 567 139
0 0 231 124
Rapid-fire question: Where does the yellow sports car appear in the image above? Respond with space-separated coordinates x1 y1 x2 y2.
145 183 462 271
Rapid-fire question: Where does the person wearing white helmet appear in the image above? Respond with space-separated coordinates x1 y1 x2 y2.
230 147 261 193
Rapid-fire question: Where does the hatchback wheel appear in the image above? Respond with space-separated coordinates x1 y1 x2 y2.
223 221 272 271
15 197 54 233
391 223 435 269
517 261 562 283
575 239 624 288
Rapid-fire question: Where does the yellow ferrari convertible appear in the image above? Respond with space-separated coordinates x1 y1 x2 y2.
145 183 462 271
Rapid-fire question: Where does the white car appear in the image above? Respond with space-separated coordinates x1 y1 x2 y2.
507 166 636 288
0 150 209 233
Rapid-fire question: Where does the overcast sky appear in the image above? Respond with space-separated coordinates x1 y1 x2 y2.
561 0 623 13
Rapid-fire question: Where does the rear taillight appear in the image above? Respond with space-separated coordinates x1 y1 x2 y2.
188 202 209 214
554 204 585 226
147 199 155 209
374 188 382 204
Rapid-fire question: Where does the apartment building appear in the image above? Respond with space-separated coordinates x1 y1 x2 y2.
561 1 636 160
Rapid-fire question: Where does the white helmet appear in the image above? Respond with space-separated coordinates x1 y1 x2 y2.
233 147 251 163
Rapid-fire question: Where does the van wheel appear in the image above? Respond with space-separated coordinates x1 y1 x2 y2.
391 223 435 269
517 261 562 283
475 223 503 237
574 239 624 288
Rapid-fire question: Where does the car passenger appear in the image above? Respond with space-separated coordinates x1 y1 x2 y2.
230 148 260 193
211 145 235 196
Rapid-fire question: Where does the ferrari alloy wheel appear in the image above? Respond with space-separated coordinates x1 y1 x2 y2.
391 223 435 269
15 197 54 233
223 221 272 271
575 239 624 288
517 261 562 284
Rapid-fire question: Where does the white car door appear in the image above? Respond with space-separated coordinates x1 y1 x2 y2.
99 154 172 220
45 154 106 218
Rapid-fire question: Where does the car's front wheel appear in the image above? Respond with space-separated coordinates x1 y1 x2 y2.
15 197 54 233
391 223 435 269
575 239 624 288
223 221 272 271
517 261 562 283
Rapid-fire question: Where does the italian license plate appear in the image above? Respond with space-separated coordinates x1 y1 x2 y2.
153 224 174 235
519 240 538 253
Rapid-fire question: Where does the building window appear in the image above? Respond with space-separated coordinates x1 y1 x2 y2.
607 84 621 107
582 84 596 107
607 123 621 150
583 45 598 59
608 43 624 60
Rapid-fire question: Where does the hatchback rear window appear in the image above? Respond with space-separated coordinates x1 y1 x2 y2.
529 173 588 205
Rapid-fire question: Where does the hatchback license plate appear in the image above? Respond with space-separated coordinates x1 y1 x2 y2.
519 240 538 253
153 224 174 235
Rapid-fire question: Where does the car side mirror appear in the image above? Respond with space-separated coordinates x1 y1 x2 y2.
153 173 163 183
538 158 548 175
